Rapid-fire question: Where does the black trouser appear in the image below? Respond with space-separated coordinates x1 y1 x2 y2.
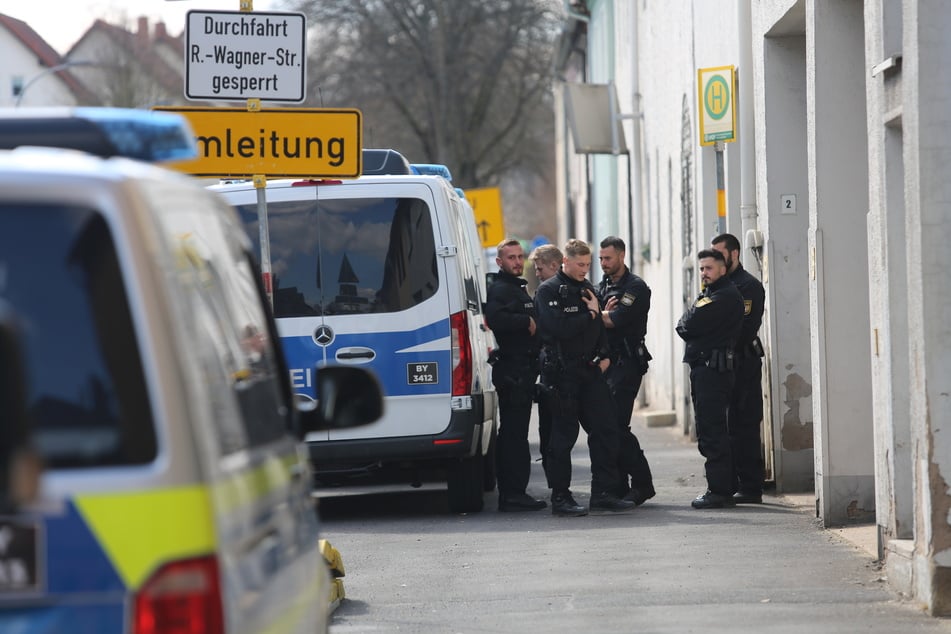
729 355 764 495
537 394 552 486
604 356 654 496
689 363 735 496
492 359 538 496
544 364 620 496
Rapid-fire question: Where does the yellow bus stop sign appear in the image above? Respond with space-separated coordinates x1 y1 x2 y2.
697 66 736 146
464 187 505 248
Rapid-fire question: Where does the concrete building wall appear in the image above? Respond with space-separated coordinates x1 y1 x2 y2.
902 0 951 615
804 0 874 526
752 0 815 493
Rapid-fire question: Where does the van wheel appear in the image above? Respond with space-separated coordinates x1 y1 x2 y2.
447 454 484 513
482 425 497 492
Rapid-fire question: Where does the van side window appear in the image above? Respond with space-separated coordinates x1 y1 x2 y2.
236 197 439 318
150 188 289 454
0 203 157 468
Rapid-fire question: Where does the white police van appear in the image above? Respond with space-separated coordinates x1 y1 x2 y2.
0 108 381 633
212 150 498 513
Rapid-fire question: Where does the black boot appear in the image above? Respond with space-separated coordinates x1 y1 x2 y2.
551 490 587 517
590 491 636 512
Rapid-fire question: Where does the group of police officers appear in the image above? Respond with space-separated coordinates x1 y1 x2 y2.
485 232 765 516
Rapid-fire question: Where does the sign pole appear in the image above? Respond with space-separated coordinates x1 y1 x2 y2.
715 140 726 234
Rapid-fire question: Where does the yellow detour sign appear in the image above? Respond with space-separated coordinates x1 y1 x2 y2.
153 106 362 177
697 66 736 146
464 187 505 248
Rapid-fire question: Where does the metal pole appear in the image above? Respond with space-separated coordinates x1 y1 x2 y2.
715 140 726 234
253 174 273 309
15 61 97 107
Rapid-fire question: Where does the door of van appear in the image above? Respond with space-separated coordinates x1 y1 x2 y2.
230 181 454 442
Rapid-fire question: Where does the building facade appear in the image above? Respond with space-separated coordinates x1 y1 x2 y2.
555 0 950 614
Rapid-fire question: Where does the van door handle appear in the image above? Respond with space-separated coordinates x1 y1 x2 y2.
335 347 376 363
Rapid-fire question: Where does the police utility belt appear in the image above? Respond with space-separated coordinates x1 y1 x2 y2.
540 344 600 372
690 348 734 372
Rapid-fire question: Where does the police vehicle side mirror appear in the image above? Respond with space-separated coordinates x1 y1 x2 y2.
0 313 42 513
297 366 383 435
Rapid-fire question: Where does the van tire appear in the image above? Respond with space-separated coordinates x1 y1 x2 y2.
447 454 484 513
482 424 497 492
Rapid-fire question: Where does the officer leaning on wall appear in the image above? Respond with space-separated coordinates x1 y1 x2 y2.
676 248 745 510
597 236 656 506
711 233 766 505
485 238 547 512
534 239 635 516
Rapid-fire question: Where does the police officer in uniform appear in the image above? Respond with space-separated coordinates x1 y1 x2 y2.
676 249 745 509
534 239 635 516
528 243 564 476
597 236 656 506
485 239 546 512
711 233 766 504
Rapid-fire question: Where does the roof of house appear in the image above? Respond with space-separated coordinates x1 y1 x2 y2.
0 12 99 104
67 18 184 99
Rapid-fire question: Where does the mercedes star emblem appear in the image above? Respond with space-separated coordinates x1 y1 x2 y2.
314 325 334 346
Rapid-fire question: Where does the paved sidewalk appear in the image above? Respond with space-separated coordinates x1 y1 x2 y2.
555 406 951 632
325 406 951 633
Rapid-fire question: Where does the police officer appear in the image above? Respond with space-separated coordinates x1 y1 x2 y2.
711 233 766 504
676 249 744 509
597 236 656 506
485 239 546 512
534 239 634 516
528 243 563 477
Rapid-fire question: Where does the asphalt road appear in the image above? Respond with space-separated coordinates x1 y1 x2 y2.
316 410 951 633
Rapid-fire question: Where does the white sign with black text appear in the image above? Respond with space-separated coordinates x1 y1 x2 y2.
185 10 306 102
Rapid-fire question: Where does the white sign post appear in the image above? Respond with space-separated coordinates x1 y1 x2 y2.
185 10 306 103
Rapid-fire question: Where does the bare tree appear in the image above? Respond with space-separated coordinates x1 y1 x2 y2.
282 0 559 190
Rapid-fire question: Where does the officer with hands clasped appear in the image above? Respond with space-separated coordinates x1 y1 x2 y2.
711 233 766 504
597 236 656 506
676 248 744 509
485 238 547 512
534 239 635 516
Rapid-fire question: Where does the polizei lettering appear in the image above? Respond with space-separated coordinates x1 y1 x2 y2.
196 129 347 166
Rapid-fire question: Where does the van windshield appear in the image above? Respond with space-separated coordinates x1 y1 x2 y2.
236 195 439 318
0 203 156 468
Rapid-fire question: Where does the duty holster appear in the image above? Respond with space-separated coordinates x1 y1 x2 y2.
709 348 734 373
748 336 765 358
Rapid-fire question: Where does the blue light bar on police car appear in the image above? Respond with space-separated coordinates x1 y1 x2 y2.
0 108 197 163
411 163 453 181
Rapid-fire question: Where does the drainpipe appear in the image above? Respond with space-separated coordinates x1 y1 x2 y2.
737 0 759 262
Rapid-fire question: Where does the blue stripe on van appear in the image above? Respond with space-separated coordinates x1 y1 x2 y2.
0 502 125 632
283 318 452 399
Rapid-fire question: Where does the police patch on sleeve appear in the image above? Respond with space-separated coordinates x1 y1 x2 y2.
621 293 636 306
696 297 712 307
744 299 752 315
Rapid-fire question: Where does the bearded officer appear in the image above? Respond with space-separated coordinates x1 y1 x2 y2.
485 238 546 512
597 236 656 506
676 248 744 509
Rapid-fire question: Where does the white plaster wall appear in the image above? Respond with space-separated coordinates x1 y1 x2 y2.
806 0 875 525
905 0 951 615
0 36 77 107
629 0 702 423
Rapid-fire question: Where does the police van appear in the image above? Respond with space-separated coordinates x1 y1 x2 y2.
0 109 381 633
211 150 498 513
